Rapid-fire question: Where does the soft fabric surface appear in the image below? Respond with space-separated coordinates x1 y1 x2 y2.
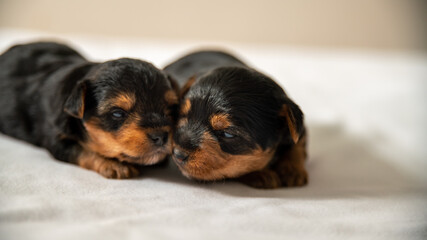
1 29 426 240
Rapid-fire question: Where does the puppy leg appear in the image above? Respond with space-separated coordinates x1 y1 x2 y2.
237 169 282 189
77 149 139 179
273 133 308 187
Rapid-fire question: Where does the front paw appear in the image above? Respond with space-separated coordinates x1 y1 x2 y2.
78 151 139 179
278 168 308 187
238 170 282 189
97 159 140 179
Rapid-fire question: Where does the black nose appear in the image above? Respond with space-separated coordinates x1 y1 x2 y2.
173 148 189 162
148 131 168 146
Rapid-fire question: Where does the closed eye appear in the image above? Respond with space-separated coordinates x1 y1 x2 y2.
111 108 127 119
215 130 236 139
223 131 235 138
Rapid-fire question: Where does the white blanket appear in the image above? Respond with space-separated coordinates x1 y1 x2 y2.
1 29 426 240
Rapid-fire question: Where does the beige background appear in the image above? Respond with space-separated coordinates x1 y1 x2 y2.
0 0 426 52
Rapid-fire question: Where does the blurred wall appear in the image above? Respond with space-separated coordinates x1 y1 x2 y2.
0 0 426 52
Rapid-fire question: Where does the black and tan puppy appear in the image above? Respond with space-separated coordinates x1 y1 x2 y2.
0 42 178 179
164 51 307 189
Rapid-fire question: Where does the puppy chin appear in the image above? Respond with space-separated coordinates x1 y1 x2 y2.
174 161 225 181
179 168 224 181
119 147 171 165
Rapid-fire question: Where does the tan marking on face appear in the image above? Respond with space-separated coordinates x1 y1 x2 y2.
210 113 231 130
180 99 191 115
164 89 178 105
99 93 136 113
279 104 299 143
176 132 274 180
82 117 171 165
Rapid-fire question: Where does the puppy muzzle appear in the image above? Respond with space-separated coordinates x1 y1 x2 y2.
172 148 189 164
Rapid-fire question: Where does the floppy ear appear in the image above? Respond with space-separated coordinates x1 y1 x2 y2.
279 101 304 144
180 76 196 98
166 75 180 96
64 80 87 119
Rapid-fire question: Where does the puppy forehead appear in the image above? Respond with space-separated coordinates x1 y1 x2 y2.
184 90 280 149
96 92 134 114
94 59 172 97
210 113 231 130
98 88 172 116
185 97 228 125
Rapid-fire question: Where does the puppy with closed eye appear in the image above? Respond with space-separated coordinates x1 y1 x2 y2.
0 42 178 179
164 50 307 189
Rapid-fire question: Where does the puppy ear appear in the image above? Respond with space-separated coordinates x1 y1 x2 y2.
166 75 180 96
279 101 304 144
180 76 196 98
64 80 87 119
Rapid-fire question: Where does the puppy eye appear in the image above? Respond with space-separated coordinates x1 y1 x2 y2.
223 131 235 138
111 109 127 119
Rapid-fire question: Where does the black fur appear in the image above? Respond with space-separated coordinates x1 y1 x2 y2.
164 51 304 156
0 42 176 166
164 50 306 186
165 50 246 86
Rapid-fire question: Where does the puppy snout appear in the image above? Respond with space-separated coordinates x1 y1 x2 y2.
174 127 201 151
173 148 189 162
148 131 168 146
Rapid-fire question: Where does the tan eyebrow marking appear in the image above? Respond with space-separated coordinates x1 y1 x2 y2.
210 113 231 130
164 89 178 105
181 99 191 115
99 93 136 113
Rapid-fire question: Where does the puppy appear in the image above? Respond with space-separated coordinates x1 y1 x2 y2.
0 42 178 179
164 51 307 189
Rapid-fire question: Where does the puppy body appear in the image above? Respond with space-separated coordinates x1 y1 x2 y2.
164 51 246 86
0 42 177 178
164 50 308 188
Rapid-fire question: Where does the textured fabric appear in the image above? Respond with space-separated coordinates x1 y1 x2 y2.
1 29 426 240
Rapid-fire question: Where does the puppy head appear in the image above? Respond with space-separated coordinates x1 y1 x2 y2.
64 58 178 165
172 67 303 180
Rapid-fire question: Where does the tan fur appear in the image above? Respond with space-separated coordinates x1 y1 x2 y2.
99 93 136 113
180 76 196 98
180 99 191 115
77 149 139 179
237 169 282 189
64 84 86 119
210 113 231 130
164 90 178 105
275 132 308 186
82 117 170 165
280 104 299 143
177 132 274 180
77 86 86 118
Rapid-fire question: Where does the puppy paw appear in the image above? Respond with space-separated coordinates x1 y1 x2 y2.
278 168 308 187
78 151 139 179
97 159 140 179
238 170 282 189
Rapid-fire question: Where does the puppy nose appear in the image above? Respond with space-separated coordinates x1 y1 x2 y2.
148 131 168 146
173 148 189 162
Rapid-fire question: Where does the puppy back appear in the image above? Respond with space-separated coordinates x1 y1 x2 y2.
0 41 86 77
164 50 247 87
